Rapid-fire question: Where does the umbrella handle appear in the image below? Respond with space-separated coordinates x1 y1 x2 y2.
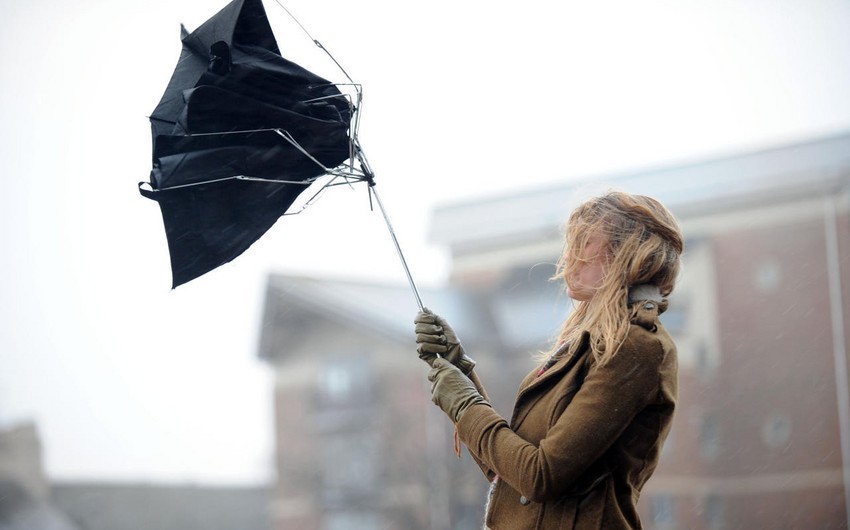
369 185 424 311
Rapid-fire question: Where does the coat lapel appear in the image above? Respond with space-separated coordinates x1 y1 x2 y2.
510 332 591 429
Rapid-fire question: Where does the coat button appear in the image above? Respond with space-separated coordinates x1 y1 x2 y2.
520 496 530 505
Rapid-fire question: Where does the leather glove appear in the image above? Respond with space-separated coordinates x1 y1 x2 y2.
428 358 490 423
414 309 476 374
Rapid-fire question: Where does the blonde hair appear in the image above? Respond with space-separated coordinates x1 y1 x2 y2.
550 191 684 364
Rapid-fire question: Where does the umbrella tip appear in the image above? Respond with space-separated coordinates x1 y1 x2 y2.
180 23 189 40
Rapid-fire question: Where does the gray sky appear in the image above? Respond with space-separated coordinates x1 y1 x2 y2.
2 0 850 485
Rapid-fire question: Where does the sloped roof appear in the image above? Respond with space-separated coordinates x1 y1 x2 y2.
51 483 270 530
430 131 850 250
259 275 497 361
0 480 78 530
259 131 850 362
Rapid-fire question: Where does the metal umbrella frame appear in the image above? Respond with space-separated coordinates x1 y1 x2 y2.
142 0 423 309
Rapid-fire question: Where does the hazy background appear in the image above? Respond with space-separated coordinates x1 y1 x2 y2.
2 0 850 486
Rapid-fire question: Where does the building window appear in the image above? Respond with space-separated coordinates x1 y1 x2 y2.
320 432 379 503
704 494 726 530
660 301 687 334
694 340 713 379
699 413 721 461
651 494 676 528
761 411 792 449
659 424 675 459
322 511 380 530
316 355 373 409
754 258 781 294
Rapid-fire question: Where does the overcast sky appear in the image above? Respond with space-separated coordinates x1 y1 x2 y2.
2 0 850 486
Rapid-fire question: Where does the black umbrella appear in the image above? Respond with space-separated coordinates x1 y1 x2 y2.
140 0 421 307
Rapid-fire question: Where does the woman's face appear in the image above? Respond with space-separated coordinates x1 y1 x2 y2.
565 235 610 301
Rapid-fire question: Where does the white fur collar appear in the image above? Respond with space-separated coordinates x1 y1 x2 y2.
628 284 663 303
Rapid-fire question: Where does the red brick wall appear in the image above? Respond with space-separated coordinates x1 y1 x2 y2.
641 211 850 529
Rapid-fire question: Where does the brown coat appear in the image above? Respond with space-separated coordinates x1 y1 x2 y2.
457 301 677 529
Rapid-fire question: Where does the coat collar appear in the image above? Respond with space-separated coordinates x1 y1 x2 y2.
518 332 591 399
628 284 663 304
628 284 668 317
512 287 666 418
510 332 591 429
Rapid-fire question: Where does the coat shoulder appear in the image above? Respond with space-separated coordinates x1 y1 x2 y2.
619 321 676 373
625 299 676 358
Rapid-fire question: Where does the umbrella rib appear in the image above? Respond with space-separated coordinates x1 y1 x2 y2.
182 127 286 137
148 175 321 192
270 0 355 84
301 92 354 104
273 128 327 170
147 126 369 193
281 175 344 216
272 128 363 180
150 175 245 191
235 176 315 185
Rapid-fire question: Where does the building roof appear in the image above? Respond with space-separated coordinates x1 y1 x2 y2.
430 131 850 252
259 131 850 362
51 483 270 530
258 275 496 361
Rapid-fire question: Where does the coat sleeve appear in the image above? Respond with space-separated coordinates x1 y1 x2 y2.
456 329 665 503
465 370 498 481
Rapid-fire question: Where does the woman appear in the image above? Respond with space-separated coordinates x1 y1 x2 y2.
415 191 684 529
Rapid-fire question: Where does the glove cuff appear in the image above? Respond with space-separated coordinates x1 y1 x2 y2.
455 395 489 423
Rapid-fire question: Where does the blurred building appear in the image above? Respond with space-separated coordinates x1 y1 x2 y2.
51 482 270 530
0 422 77 529
0 422 270 530
258 278 505 529
258 131 850 529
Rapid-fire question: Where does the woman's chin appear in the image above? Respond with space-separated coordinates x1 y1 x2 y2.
568 289 590 302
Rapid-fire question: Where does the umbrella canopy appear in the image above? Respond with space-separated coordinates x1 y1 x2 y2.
141 0 353 288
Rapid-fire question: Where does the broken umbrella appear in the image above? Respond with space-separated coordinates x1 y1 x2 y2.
140 0 422 309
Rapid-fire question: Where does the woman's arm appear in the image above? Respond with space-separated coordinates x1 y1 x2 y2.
456 331 665 502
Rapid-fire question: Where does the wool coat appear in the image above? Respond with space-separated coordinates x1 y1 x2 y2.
456 300 678 529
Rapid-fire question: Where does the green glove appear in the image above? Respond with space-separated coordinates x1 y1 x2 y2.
428 358 489 423
414 309 476 374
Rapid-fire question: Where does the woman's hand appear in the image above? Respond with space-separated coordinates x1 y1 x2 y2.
428 358 489 422
414 309 476 374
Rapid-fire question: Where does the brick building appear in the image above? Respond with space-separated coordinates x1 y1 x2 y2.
259 131 850 529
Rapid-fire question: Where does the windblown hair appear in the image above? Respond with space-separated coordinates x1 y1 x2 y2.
551 191 684 364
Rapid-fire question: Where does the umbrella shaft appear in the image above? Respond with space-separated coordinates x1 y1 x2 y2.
370 186 424 311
